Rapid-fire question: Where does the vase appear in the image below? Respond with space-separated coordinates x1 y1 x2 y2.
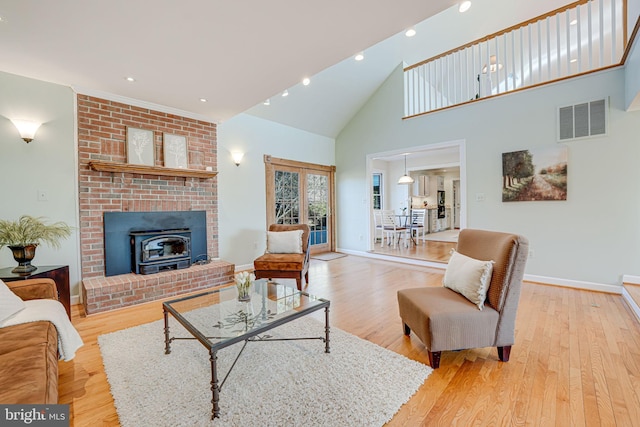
9 244 38 274
236 282 252 302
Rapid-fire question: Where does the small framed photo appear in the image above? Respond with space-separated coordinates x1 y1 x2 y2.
126 127 155 166
163 133 188 169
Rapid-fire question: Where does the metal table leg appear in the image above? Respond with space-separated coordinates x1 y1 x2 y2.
325 305 331 353
210 350 220 419
163 308 171 354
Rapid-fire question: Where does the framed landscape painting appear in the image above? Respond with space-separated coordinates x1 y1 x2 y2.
163 133 188 169
502 146 568 202
126 127 155 166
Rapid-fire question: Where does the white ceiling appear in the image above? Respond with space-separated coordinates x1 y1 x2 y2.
248 0 575 137
0 0 454 123
0 0 571 138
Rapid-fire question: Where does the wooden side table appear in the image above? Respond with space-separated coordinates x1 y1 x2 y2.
0 265 71 319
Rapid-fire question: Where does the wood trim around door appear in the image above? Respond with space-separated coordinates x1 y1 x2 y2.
264 155 336 252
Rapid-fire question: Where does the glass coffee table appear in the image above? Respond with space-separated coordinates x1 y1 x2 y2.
162 279 330 420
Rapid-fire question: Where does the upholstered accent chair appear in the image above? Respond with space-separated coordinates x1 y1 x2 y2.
397 229 528 368
253 224 311 290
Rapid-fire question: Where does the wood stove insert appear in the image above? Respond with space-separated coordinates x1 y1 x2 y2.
130 229 191 274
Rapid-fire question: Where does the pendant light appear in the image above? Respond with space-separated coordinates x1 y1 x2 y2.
398 154 414 184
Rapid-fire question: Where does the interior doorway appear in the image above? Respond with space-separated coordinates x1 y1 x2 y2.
453 179 461 229
366 140 466 263
264 155 336 254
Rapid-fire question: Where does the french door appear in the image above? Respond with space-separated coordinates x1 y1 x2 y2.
264 155 335 254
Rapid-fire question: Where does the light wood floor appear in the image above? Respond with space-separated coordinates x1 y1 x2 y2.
370 234 457 263
59 255 640 426
625 283 640 309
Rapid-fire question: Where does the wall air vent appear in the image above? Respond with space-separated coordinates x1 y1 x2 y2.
558 98 608 141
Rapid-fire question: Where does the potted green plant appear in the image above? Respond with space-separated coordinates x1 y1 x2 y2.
0 215 72 273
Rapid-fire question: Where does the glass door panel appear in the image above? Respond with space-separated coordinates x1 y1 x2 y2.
274 169 300 224
265 156 335 254
307 173 329 252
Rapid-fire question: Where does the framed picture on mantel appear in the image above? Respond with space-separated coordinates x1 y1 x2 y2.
163 133 188 169
126 127 155 166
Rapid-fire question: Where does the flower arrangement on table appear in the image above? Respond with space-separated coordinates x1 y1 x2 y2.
234 271 255 301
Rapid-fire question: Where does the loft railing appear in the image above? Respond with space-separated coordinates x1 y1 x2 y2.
404 0 628 118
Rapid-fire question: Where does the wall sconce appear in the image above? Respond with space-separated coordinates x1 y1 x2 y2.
11 119 41 143
231 152 244 166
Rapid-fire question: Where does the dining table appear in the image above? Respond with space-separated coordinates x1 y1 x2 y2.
395 214 416 245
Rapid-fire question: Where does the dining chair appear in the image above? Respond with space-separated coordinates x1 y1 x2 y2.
410 209 427 244
373 210 384 246
381 210 410 248
378 210 395 247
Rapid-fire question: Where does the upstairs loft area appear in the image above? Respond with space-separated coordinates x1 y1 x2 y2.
404 0 634 118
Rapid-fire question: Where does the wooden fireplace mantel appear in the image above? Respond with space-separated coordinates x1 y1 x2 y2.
88 160 218 179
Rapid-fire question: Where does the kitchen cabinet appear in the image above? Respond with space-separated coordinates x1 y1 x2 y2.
428 209 442 233
413 175 430 196
437 175 445 191
428 208 451 233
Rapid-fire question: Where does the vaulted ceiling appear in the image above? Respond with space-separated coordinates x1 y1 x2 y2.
0 0 573 138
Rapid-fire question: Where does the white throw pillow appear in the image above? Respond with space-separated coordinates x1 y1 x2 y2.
443 250 494 310
266 230 304 254
0 279 26 322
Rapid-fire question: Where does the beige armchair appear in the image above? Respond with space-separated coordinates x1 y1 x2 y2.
253 224 311 290
397 229 528 368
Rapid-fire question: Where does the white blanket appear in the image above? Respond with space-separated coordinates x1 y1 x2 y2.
0 299 84 361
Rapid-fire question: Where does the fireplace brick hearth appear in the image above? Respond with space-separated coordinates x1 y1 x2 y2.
77 94 219 279
82 261 234 314
76 94 233 313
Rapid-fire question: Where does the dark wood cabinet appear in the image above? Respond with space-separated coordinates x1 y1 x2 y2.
0 265 71 319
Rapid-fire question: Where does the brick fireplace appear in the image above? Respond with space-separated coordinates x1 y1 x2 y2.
77 94 233 314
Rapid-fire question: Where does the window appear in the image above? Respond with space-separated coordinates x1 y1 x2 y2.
372 173 382 210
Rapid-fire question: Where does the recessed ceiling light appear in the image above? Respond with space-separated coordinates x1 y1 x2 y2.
570 19 577 25
125 77 135 82
282 90 289 97
199 98 207 102
405 27 416 37
459 1 471 13
354 52 364 61
263 99 271 106
302 77 310 86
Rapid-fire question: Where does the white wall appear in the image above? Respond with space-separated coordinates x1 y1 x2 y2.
0 72 81 297
217 113 335 268
4 48 638 296
625 23 640 110
0 71 335 296
336 64 640 286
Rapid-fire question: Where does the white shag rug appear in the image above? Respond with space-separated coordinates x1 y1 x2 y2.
99 315 431 427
